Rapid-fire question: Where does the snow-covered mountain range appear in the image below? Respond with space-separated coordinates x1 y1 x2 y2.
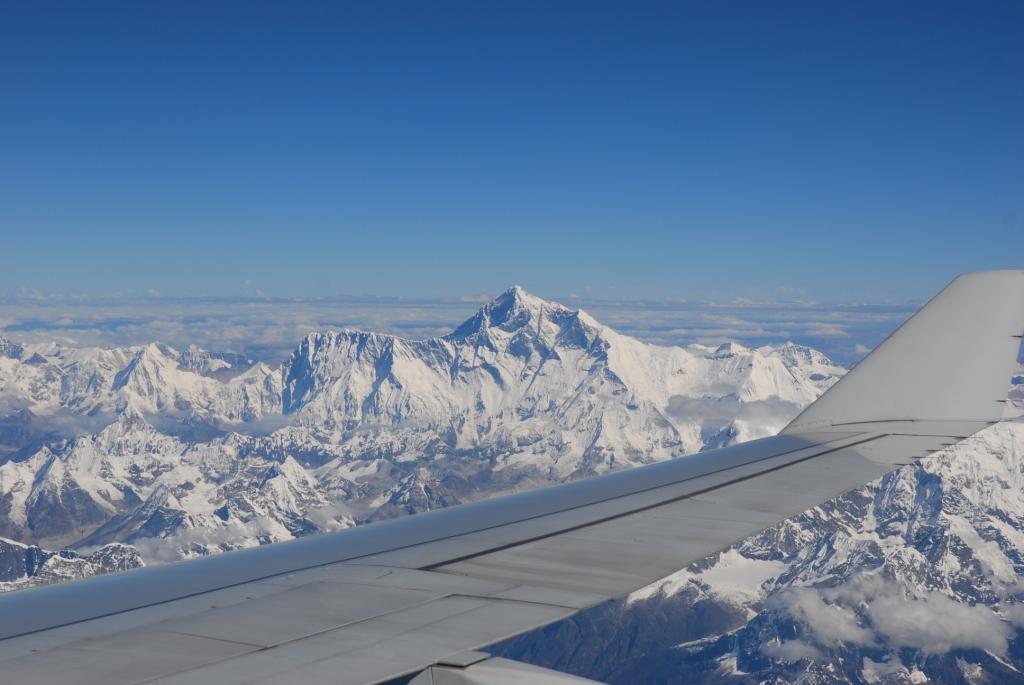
1 286 1022 684
0 536 141 592
0 287 840 561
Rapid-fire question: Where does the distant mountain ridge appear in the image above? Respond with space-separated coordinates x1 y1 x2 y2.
0 536 141 591
0 287 840 561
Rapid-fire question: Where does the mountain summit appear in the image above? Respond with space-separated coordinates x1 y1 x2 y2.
449 285 579 338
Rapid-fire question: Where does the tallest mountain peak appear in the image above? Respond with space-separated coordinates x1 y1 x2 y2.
448 285 575 339
495 284 546 310
503 284 527 298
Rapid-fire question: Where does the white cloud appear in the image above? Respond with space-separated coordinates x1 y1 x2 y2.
0 292 915 367
768 587 875 648
1001 603 1024 628
866 589 1010 656
762 639 823 662
777 576 1015 657
666 396 802 435
861 656 912 683
805 323 849 338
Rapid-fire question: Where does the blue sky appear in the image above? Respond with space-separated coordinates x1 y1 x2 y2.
1 2 1021 302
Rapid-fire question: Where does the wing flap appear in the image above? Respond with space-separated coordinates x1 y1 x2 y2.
152 596 575 685
0 431 990 684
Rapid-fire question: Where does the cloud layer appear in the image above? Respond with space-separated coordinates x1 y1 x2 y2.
770 575 1014 658
0 292 919 366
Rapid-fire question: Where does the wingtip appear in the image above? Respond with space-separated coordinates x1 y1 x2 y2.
952 269 1024 283
785 271 1024 433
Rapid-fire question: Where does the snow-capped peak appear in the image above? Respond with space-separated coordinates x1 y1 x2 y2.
710 341 750 357
0 334 24 360
111 342 179 390
448 285 575 339
109 405 152 433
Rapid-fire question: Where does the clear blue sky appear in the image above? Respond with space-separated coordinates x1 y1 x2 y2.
1 2 1021 301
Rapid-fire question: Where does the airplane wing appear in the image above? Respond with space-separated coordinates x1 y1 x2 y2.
0 271 1021 685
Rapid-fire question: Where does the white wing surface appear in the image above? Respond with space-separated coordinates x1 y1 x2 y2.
0 271 1021 685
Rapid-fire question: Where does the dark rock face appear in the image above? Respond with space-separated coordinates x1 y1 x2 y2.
0 408 35 449
26 475 110 541
0 539 40 582
177 345 255 380
0 336 23 360
493 587 750 684
0 537 143 589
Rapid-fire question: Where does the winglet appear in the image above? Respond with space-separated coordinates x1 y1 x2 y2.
784 271 1024 433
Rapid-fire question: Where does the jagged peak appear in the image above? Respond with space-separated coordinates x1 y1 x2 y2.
771 340 824 355
177 343 214 367
134 341 179 360
448 285 578 339
121 341 174 369
763 341 839 367
290 287 603 354
0 333 24 359
574 308 602 329
264 455 313 483
498 284 550 310
112 343 181 390
103 406 154 434
178 345 255 378
711 341 750 356
237 361 274 378
299 329 394 348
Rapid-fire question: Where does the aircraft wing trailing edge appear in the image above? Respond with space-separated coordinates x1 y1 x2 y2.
0 271 1021 684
